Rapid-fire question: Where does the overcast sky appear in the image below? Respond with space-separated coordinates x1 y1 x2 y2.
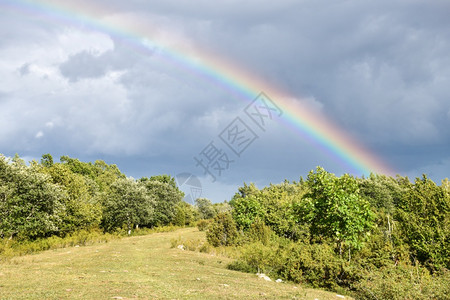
1 0 449 202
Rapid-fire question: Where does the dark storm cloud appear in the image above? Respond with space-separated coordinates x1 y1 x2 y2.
1 0 449 202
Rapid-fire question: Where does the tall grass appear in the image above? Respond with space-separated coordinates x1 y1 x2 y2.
0 225 184 260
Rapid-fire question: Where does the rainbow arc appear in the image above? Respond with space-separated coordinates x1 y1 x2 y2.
1 0 395 176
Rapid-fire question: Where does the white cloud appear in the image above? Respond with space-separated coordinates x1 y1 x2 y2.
35 131 44 139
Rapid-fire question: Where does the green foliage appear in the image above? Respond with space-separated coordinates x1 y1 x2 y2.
358 174 406 214
174 201 198 226
229 238 343 289
195 197 216 219
0 228 118 259
141 174 177 189
197 219 211 231
0 155 66 240
206 212 239 247
140 176 184 226
216 167 449 297
230 186 265 230
259 182 307 240
213 201 232 215
395 175 450 270
282 241 343 288
301 167 374 253
102 178 155 233
2 153 449 299
247 218 272 245
39 163 102 233
59 156 125 193
354 264 450 300
40 153 54 168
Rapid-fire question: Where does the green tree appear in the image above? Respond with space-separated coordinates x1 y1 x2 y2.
213 201 232 215
41 153 54 168
195 197 216 219
230 190 265 230
0 155 66 239
206 212 239 246
396 175 450 269
140 176 184 226
301 167 374 256
102 178 154 234
39 163 102 233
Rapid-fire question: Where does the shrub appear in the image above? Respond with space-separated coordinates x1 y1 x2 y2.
354 264 450 300
197 219 211 231
206 212 239 247
247 218 272 245
281 241 343 289
227 259 257 273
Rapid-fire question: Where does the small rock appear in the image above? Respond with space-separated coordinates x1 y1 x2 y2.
275 279 283 283
177 245 185 250
196 278 201 281
220 284 230 287
75 245 80 248
336 295 345 299
257 273 272 281
65 289 72 292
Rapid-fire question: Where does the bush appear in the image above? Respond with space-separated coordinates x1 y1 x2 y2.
227 259 257 273
197 219 211 231
229 238 344 289
354 264 450 300
247 218 272 245
280 241 343 289
206 213 239 247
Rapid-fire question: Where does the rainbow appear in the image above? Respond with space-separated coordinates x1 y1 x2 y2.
1 0 394 176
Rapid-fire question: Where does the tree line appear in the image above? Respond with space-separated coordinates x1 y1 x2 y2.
2 154 448 298
204 167 449 299
0 154 222 240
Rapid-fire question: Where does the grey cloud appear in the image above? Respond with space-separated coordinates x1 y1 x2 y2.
18 63 31 76
59 38 143 82
59 50 109 82
1 0 450 201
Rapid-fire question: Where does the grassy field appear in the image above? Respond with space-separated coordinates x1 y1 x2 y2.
0 228 352 299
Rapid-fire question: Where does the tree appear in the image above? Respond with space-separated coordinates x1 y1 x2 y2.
140 176 184 226
41 154 54 168
230 192 265 230
39 163 102 233
195 198 216 219
395 175 450 269
206 212 239 246
301 167 374 256
0 155 66 239
102 178 154 233
358 174 405 214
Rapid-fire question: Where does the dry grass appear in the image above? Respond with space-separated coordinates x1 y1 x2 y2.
0 228 352 299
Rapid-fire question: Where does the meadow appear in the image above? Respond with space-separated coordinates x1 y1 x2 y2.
0 228 349 299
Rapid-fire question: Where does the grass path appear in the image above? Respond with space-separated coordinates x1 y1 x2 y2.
0 228 351 299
